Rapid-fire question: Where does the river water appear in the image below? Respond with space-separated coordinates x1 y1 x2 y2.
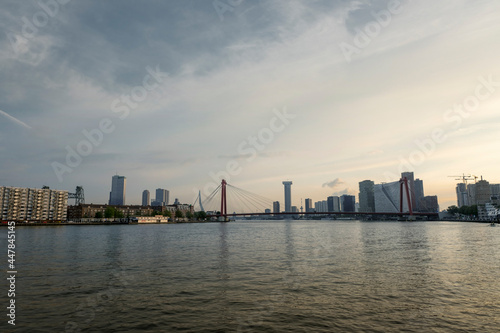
1 221 499 332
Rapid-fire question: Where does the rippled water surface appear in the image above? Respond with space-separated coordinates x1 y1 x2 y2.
2 221 500 332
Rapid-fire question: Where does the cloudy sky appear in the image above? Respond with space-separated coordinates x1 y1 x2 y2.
1 0 499 210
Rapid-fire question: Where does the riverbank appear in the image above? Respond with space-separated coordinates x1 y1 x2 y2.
1 219 497 226
0 220 209 226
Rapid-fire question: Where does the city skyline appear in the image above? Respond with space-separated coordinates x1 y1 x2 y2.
2 171 499 211
1 1 500 209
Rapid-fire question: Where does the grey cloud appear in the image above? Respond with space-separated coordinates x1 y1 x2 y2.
322 178 344 189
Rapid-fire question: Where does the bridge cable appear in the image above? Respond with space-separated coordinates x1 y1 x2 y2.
226 184 274 209
201 184 222 212
227 185 272 213
228 186 257 213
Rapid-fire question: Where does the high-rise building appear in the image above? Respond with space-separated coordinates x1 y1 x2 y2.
456 183 469 207
305 198 313 213
315 201 327 213
475 178 491 205
282 181 293 213
422 196 439 213
414 179 424 212
491 184 500 196
467 183 476 205
340 195 356 212
332 196 341 212
374 181 410 213
327 196 334 212
109 175 126 205
142 190 150 207
0 186 68 221
273 201 280 214
358 180 375 213
152 188 169 206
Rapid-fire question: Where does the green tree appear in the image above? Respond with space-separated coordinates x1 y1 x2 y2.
163 210 172 217
95 212 103 219
458 205 478 217
185 211 193 219
104 207 115 218
175 210 184 219
447 205 459 215
194 211 207 220
470 205 478 216
115 210 124 218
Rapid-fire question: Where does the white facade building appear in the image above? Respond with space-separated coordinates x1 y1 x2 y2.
374 181 410 213
0 186 68 221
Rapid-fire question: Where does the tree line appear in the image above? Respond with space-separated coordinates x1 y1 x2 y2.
446 205 478 217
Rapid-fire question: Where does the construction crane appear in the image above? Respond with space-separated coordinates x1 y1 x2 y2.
448 174 474 185
68 186 85 205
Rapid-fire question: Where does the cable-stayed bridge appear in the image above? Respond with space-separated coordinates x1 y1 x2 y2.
194 179 439 221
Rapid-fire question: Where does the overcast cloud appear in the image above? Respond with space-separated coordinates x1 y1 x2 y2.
1 0 499 209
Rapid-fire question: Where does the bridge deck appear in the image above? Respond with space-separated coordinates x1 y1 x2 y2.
208 211 439 218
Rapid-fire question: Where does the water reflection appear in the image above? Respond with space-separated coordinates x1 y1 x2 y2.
216 222 230 328
12 221 500 332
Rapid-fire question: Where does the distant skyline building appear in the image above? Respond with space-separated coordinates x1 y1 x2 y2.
456 183 469 207
282 181 293 213
374 181 409 213
314 201 323 212
456 179 499 207
422 196 439 213
340 195 355 212
109 175 126 206
152 188 169 206
305 198 313 213
414 179 425 211
332 196 341 212
315 200 328 213
358 180 375 213
467 183 477 205
475 178 491 205
327 196 335 212
491 184 500 196
142 190 150 207
273 201 280 214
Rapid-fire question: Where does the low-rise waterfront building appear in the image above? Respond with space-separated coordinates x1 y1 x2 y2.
0 186 68 221
68 203 194 220
132 215 170 223
478 203 500 220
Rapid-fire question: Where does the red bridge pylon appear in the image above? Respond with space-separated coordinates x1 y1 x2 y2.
399 177 413 215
